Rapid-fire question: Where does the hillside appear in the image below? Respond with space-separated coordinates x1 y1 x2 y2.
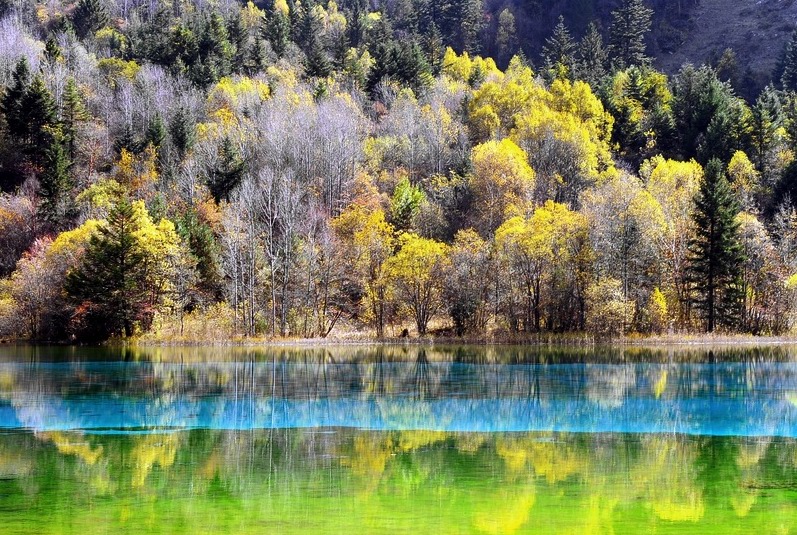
654 0 797 88
488 0 796 94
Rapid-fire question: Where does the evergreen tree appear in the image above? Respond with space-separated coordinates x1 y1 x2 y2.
21 76 57 163
541 16 576 80
265 11 291 59
458 0 484 55
424 23 445 75
145 114 166 150
72 0 109 39
38 131 73 227
688 159 745 332
65 199 150 339
208 137 245 202
244 34 269 75
1 58 30 141
608 0 653 69
44 37 63 65
61 77 88 161
495 8 518 66
782 30 797 91
169 107 196 160
305 37 332 78
577 22 607 88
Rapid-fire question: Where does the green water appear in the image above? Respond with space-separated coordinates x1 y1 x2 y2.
0 345 796 534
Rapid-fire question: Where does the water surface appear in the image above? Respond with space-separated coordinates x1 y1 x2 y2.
1 344 796 534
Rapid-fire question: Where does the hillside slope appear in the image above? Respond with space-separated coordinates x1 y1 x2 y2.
653 0 797 85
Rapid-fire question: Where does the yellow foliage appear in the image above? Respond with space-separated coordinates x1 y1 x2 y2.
38 432 103 465
241 1 265 28
273 0 289 15
207 76 271 115
97 58 140 88
131 433 179 488
469 139 535 234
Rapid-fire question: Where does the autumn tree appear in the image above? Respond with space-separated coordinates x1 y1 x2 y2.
385 233 449 335
65 199 180 339
688 159 745 332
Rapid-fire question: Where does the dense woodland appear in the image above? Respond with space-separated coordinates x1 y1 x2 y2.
2 0 797 341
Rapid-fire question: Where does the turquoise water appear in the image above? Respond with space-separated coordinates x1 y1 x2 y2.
0 345 796 533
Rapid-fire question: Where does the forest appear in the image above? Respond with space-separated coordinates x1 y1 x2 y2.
1 0 797 341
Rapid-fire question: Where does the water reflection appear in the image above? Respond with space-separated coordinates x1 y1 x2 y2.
1 345 797 533
0 346 797 436
0 429 796 533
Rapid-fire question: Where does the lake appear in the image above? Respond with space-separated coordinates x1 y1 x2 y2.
1 344 797 534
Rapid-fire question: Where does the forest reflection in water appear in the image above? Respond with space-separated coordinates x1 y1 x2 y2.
1 344 797 533
1 429 797 534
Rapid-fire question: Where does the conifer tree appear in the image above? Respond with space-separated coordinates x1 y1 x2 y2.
65 199 150 339
608 0 653 69
265 10 291 58
208 137 245 202
169 107 196 160
577 22 607 87
1 58 30 141
72 0 109 39
38 131 73 227
688 159 745 332
61 77 88 161
541 16 575 80
21 76 57 163
782 30 797 91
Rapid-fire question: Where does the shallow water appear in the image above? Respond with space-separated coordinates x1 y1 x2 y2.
1 344 797 534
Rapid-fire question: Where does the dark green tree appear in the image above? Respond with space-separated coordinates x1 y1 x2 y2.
38 130 73 227
541 16 576 80
71 0 109 39
577 22 607 87
61 77 88 161
208 137 245 202
608 0 653 69
20 75 58 163
169 107 196 160
688 159 745 333
65 199 151 339
265 9 291 58
782 30 797 91
1 58 30 141
672 64 747 162
145 114 167 150
44 37 63 65
304 37 332 78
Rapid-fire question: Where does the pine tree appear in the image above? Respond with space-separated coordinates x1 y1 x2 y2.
495 8 517 65
38 130 73 228
1 58 30 141
72 0 109 39
688 159 745 332
61 77 88 161
304 36 332 78
577 22 607 87
145 114 167 150
208 137 245 202
541 16 576 80
21 75 57 163
65 199 150 339
608 0 653 69
782 30 797 91
458 0 484 55
44 37 63 65
244 34 269 75
169 107 196 160
265 10 291 58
